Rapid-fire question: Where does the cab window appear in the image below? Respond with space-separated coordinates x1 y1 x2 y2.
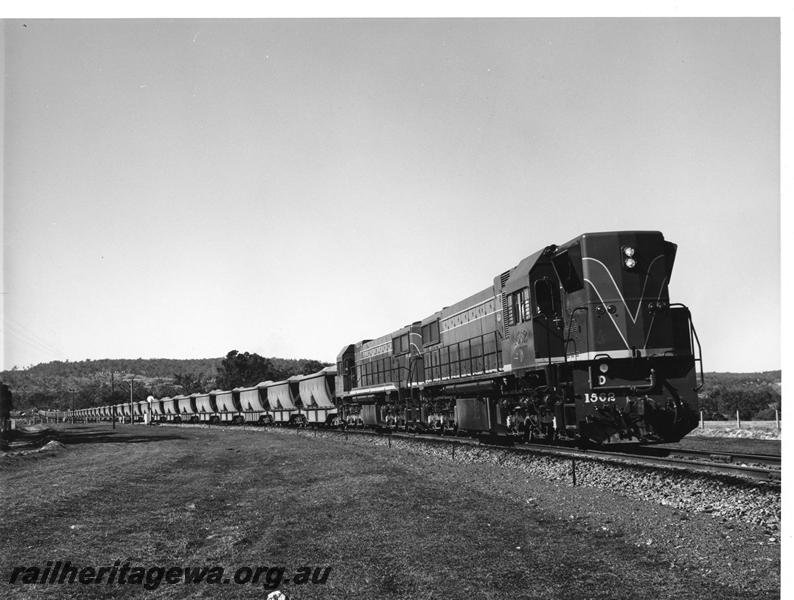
508 288 531 324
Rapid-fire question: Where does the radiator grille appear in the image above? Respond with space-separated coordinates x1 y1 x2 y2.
499 270 511 337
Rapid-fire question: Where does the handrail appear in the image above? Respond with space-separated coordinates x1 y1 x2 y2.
670 303 704 392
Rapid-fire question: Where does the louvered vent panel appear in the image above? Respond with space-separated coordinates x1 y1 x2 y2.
499 270 511 337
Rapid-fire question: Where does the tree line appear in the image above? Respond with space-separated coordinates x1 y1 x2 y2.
0 351 331 412
698 371 781 420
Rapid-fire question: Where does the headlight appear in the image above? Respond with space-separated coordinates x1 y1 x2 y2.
599 363 609 373
623 246 635 257
624 257 636 268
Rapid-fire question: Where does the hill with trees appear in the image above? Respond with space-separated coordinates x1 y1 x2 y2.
0 352 330 412
699 371 781 420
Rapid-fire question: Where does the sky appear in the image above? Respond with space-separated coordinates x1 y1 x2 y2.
0 17 782 373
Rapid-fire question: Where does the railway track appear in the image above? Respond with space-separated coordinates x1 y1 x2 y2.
153 422 781 484
569 445 781 483
375 429 782 483
13 421 777 483
659 447 781 468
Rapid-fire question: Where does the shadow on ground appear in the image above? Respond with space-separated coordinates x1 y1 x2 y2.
4 425 187 450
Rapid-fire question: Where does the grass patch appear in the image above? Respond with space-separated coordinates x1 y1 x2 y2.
0 424 778 599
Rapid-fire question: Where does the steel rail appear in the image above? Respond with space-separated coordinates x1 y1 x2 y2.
268 425 783 483
148 421 785 484
313 427 782 483
661 447 781 468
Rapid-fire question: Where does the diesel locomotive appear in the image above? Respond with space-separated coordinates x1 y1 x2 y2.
74 230 702 444
335 230 702 444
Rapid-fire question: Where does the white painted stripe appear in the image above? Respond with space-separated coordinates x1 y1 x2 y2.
349 384 399 396
442 295 500 321
583 277 631 350
565 348 675 361
440 308 501 333
642 277 667 350
582 255 665 324
416 367 503 385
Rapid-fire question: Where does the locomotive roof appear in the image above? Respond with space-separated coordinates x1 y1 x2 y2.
561 230 665 247
502 247 547 294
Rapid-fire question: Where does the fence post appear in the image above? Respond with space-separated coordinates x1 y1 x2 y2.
700 410 704 429
776 409 780 431
736 410 741 429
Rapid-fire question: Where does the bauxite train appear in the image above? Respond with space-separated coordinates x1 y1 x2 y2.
76 231 703 444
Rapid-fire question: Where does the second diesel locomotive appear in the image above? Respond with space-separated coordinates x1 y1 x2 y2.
335 230 702 444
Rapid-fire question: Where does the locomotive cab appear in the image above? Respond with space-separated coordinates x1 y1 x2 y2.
554 231 701 443
497 231 700 443
500 246 567 371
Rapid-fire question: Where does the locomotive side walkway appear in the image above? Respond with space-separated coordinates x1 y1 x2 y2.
1 424 780 600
